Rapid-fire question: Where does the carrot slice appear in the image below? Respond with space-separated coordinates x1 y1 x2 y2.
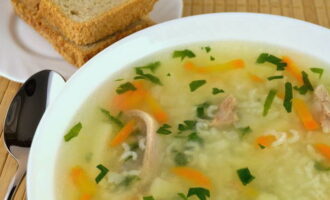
172 167 212 188
113 81 147 110
146 94 168 123
112 80 168 123
249 73 265 83
110 119 137 147
80 194 92 200
70 166 96 196
282 56 303 84
293 98 319 130
184 59 245 74
314 143 330 160
256 135 276 148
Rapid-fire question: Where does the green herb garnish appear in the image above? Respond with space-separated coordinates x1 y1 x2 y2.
202 46 211 53
294 71 314 95
267 75 283 80
178 120 197 132
157 124 172 135
134 68 162 85
118 175 140 188
212 88 224 95
167 73 171 77
189 80 207 92
174 152 189 166
178 193 188 200
196 102 211 119
135 61 160 73
237 167 255 185
95 164 109 183
188 132 204 145
284 82 293 113
116 82 136 94
238 126 252 138
310 67 324 79
173 49 196 60
210 56 215 61
263 89 277 116
100 108 124 128
256 53 287 70
64 122 82 142
143 196 155 200
314 161 330 171
258 144 266 149
115 78 124 81
187 187 210 200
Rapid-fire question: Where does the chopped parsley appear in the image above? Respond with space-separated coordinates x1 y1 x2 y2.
174 152 189 166
256 53 287 70
201 46 211 53
267 75 284 80
237 167 255 185
64 122 82 142
314 161 330 171
187 187 210 200
178 120 197 132
178 193 188 200
310 67 324 79
294 71 314 94
238 126 252 138
157 124 172 135
95 164 109 184
258 144 266 149
196 102 211 119
134 68 162 85
212 88 224 95
116 82 136 94
210 56 215 61
189 80 207 92
115 78 124 81
135 61 160 73
173 49 196 60
117 175 140 188
283 82 293 113
167 73 171 77
143 196 155 200
100 108 124 128
263 89 277 116
188 132 204 145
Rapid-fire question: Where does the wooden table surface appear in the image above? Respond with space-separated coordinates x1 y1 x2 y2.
1 0 330 199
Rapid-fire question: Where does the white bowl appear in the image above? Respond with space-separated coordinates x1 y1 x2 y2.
27 13 330 199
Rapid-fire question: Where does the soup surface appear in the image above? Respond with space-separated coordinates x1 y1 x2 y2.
56 41 330 200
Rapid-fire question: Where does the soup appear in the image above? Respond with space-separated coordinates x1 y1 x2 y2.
56 41 330 200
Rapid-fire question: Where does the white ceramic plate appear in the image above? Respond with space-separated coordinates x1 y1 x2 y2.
0 0 183 83
27 13 330 199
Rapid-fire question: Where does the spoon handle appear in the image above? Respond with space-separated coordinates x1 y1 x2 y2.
4 165 26 200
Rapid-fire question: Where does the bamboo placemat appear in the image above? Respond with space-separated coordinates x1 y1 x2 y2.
1 0 330 199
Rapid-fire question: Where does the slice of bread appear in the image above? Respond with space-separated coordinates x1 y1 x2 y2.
38 0 157 45
11 0 154 67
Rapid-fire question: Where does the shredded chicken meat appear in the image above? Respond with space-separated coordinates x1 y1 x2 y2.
125 110 161 190
212 95 238 127
314 85 330 133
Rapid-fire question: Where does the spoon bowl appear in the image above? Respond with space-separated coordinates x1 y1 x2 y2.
3 70 65 200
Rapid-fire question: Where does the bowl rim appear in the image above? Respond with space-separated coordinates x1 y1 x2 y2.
27 12 330 199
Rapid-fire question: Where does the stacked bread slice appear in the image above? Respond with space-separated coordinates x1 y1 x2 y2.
11 0 157 66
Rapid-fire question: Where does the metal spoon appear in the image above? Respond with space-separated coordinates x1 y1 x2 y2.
3 70 65 200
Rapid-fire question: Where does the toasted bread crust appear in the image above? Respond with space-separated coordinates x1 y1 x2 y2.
11 0 153 66
38 0 157 45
